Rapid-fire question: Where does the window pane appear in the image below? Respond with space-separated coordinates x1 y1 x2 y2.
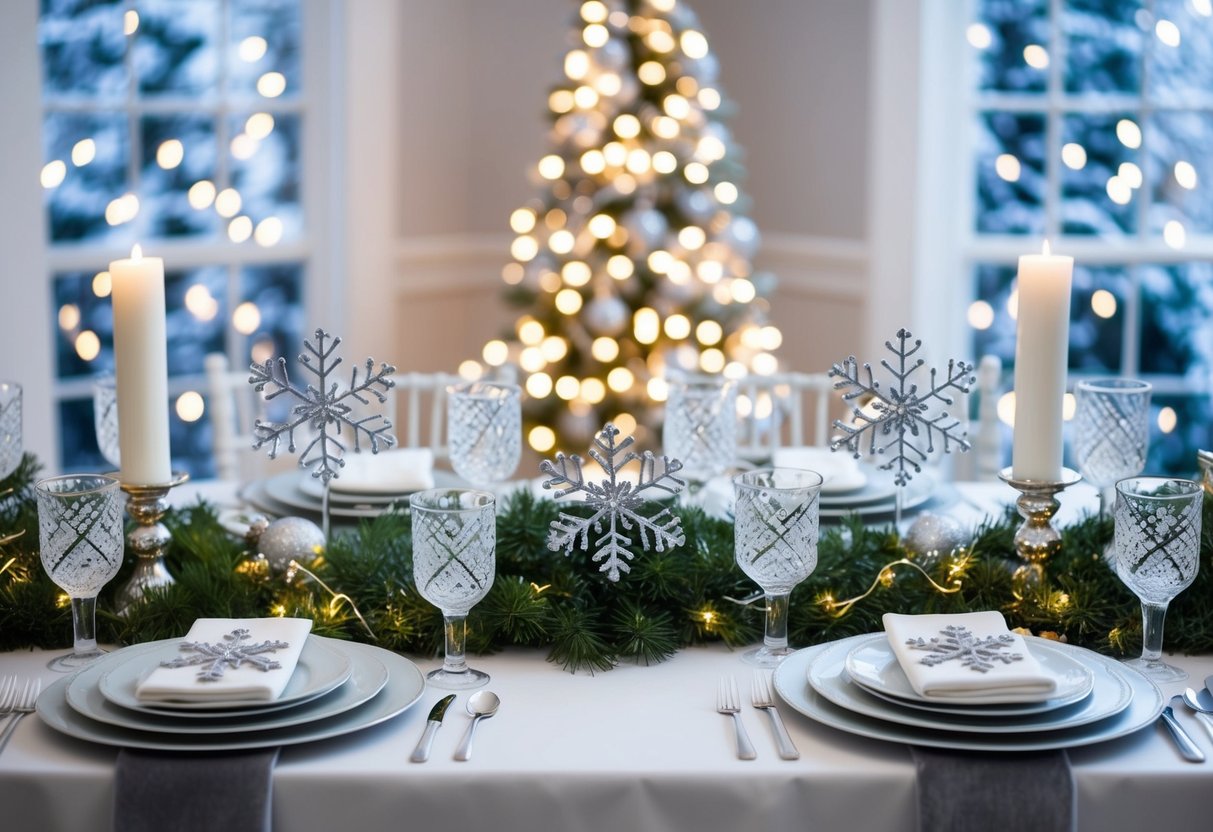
228 113 303 243
974 112 1046 235
1060 113 1138 236
1149 395 1213 477
166 267 228 376
53 271 114 379
1068 264 1126 372
57 398 109 473
1139 262 1213 378
141 114 220 238
973 0 1050 93
43 111 129 243
971 263 1017 367
229 0 302 98
1148 111 1213 236
1062 0 1142 94
170 392 216 479
133 0 220 99
39 0 126 98
1147 0 1213 102
239 263 305 368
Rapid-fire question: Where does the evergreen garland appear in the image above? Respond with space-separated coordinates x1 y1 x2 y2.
2 454 1212 673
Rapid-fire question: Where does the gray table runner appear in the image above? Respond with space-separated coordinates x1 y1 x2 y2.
113 748 279 832
912 747 1075 832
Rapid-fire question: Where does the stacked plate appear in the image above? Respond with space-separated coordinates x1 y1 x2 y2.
772 632 1165 752
240 469 464 523
817 465 941 520
36 636 426 751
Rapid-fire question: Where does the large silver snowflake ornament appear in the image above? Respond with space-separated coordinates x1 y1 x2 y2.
541 423 687 582
160 628 291 682
906 625 1023 673
829 329 975 486
249 328 396 482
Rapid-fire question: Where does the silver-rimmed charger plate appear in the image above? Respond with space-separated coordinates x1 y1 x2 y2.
844 632 1095 709
774 636 1163 752
820 470 938 519
69 638 388 734
39 640 424 751
260 472 393 518
811 635 1130 733
98 635 353 716
297 469 462 501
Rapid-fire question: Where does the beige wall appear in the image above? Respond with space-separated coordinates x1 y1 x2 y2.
381 0 873 378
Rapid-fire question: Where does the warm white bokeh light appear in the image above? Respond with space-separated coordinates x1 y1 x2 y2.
967 300 995 330
1091 289 1117 319
232 301 261 334
157 139 184 169
75 330 101 361
257 72 286 98
175 391 205 423
1061 143 1087 170
72 138 96 166
995 154 1021 182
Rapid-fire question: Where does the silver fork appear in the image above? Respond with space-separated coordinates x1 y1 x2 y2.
751 671 799 759
716 675 756 760
0 678 41 755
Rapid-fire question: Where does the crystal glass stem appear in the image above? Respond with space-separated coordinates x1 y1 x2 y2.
1139 601 1169 668
70 595 101 658
763 591 791 653
443 613 470 675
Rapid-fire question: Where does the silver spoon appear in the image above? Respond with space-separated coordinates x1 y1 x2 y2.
453 690 500 762
1180 686 1213 745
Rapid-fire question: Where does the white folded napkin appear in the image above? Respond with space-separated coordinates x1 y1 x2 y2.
331 448 434 494
771 446 865 494
135 618 313 704
881 611 1057 700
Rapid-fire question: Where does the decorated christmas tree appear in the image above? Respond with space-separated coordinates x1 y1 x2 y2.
481 0 781 452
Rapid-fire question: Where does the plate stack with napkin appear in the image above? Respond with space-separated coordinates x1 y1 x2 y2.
770 610 1165 753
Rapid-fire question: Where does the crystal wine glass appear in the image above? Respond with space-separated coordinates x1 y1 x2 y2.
1074 378 1152 517
92 376 122 469
0 381 22 481
664 373 737 487
447 382 521 488
733 467 823 666
1113 476 1203 682
409 488 496 689
36 473 124 671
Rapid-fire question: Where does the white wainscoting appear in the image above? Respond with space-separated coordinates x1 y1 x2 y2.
391 232 870 378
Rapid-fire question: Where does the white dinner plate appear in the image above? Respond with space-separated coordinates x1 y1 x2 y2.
819 466 897 506
98 635 354 716
38 640 424 751
844 632 1095 707
241 477 387 520
810 635 1129 734
774 637 1163 752
262 472 396 518
820 469 938 519
297 469 464 502
70 638 388 734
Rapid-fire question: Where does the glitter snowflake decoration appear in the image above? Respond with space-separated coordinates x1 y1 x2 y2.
541 423 687 582
829 329 975 486
906 625 1023 673
249 328 396 482
160 628 291 682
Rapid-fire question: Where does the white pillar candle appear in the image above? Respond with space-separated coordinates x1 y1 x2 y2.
110 245 172 485
1011 241 1073 481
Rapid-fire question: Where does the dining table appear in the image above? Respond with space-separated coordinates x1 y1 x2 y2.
3 475 1212 832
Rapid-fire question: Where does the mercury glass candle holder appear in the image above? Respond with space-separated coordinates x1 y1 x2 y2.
998 466 1082 591
114 471 189 615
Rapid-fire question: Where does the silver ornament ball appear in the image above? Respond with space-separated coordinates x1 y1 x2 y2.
583 295 630 336
257 516 326 573
903 512 966 566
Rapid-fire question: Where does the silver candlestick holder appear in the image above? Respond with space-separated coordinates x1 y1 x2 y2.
998 466 1081 592
115 471 189 615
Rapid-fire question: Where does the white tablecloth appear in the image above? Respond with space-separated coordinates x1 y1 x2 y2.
5 477 1209 831
2 644 1212 832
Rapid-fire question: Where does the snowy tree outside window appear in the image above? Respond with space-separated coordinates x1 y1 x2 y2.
965 0 1213 475
39 0 307 477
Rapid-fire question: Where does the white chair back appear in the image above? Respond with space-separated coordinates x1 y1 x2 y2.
388 371 462 461
204 352 264 482
735 372 834 462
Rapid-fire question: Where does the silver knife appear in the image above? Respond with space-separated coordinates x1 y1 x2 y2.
1161 702 1205 763
410 694 456 763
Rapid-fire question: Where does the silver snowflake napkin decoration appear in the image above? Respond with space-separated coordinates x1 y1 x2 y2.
160 628 290 682
906 625 1023 673
829 328 975 486
541 423 687 582
249 328 396 482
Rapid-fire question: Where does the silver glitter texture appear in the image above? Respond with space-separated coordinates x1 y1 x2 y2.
906 625 1023 673
160 628 290 682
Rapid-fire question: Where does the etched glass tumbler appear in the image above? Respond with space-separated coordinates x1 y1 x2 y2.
447 382 521 488
1113 476 1203 683
36 474 124 671
664 374 737 485
0 381 21 480
92 376 121 469
1074 378 1152 517
733 468 823 666
409 488 496 689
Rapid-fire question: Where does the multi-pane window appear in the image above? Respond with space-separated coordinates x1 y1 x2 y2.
39 0 308 477
964 0 1213 474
